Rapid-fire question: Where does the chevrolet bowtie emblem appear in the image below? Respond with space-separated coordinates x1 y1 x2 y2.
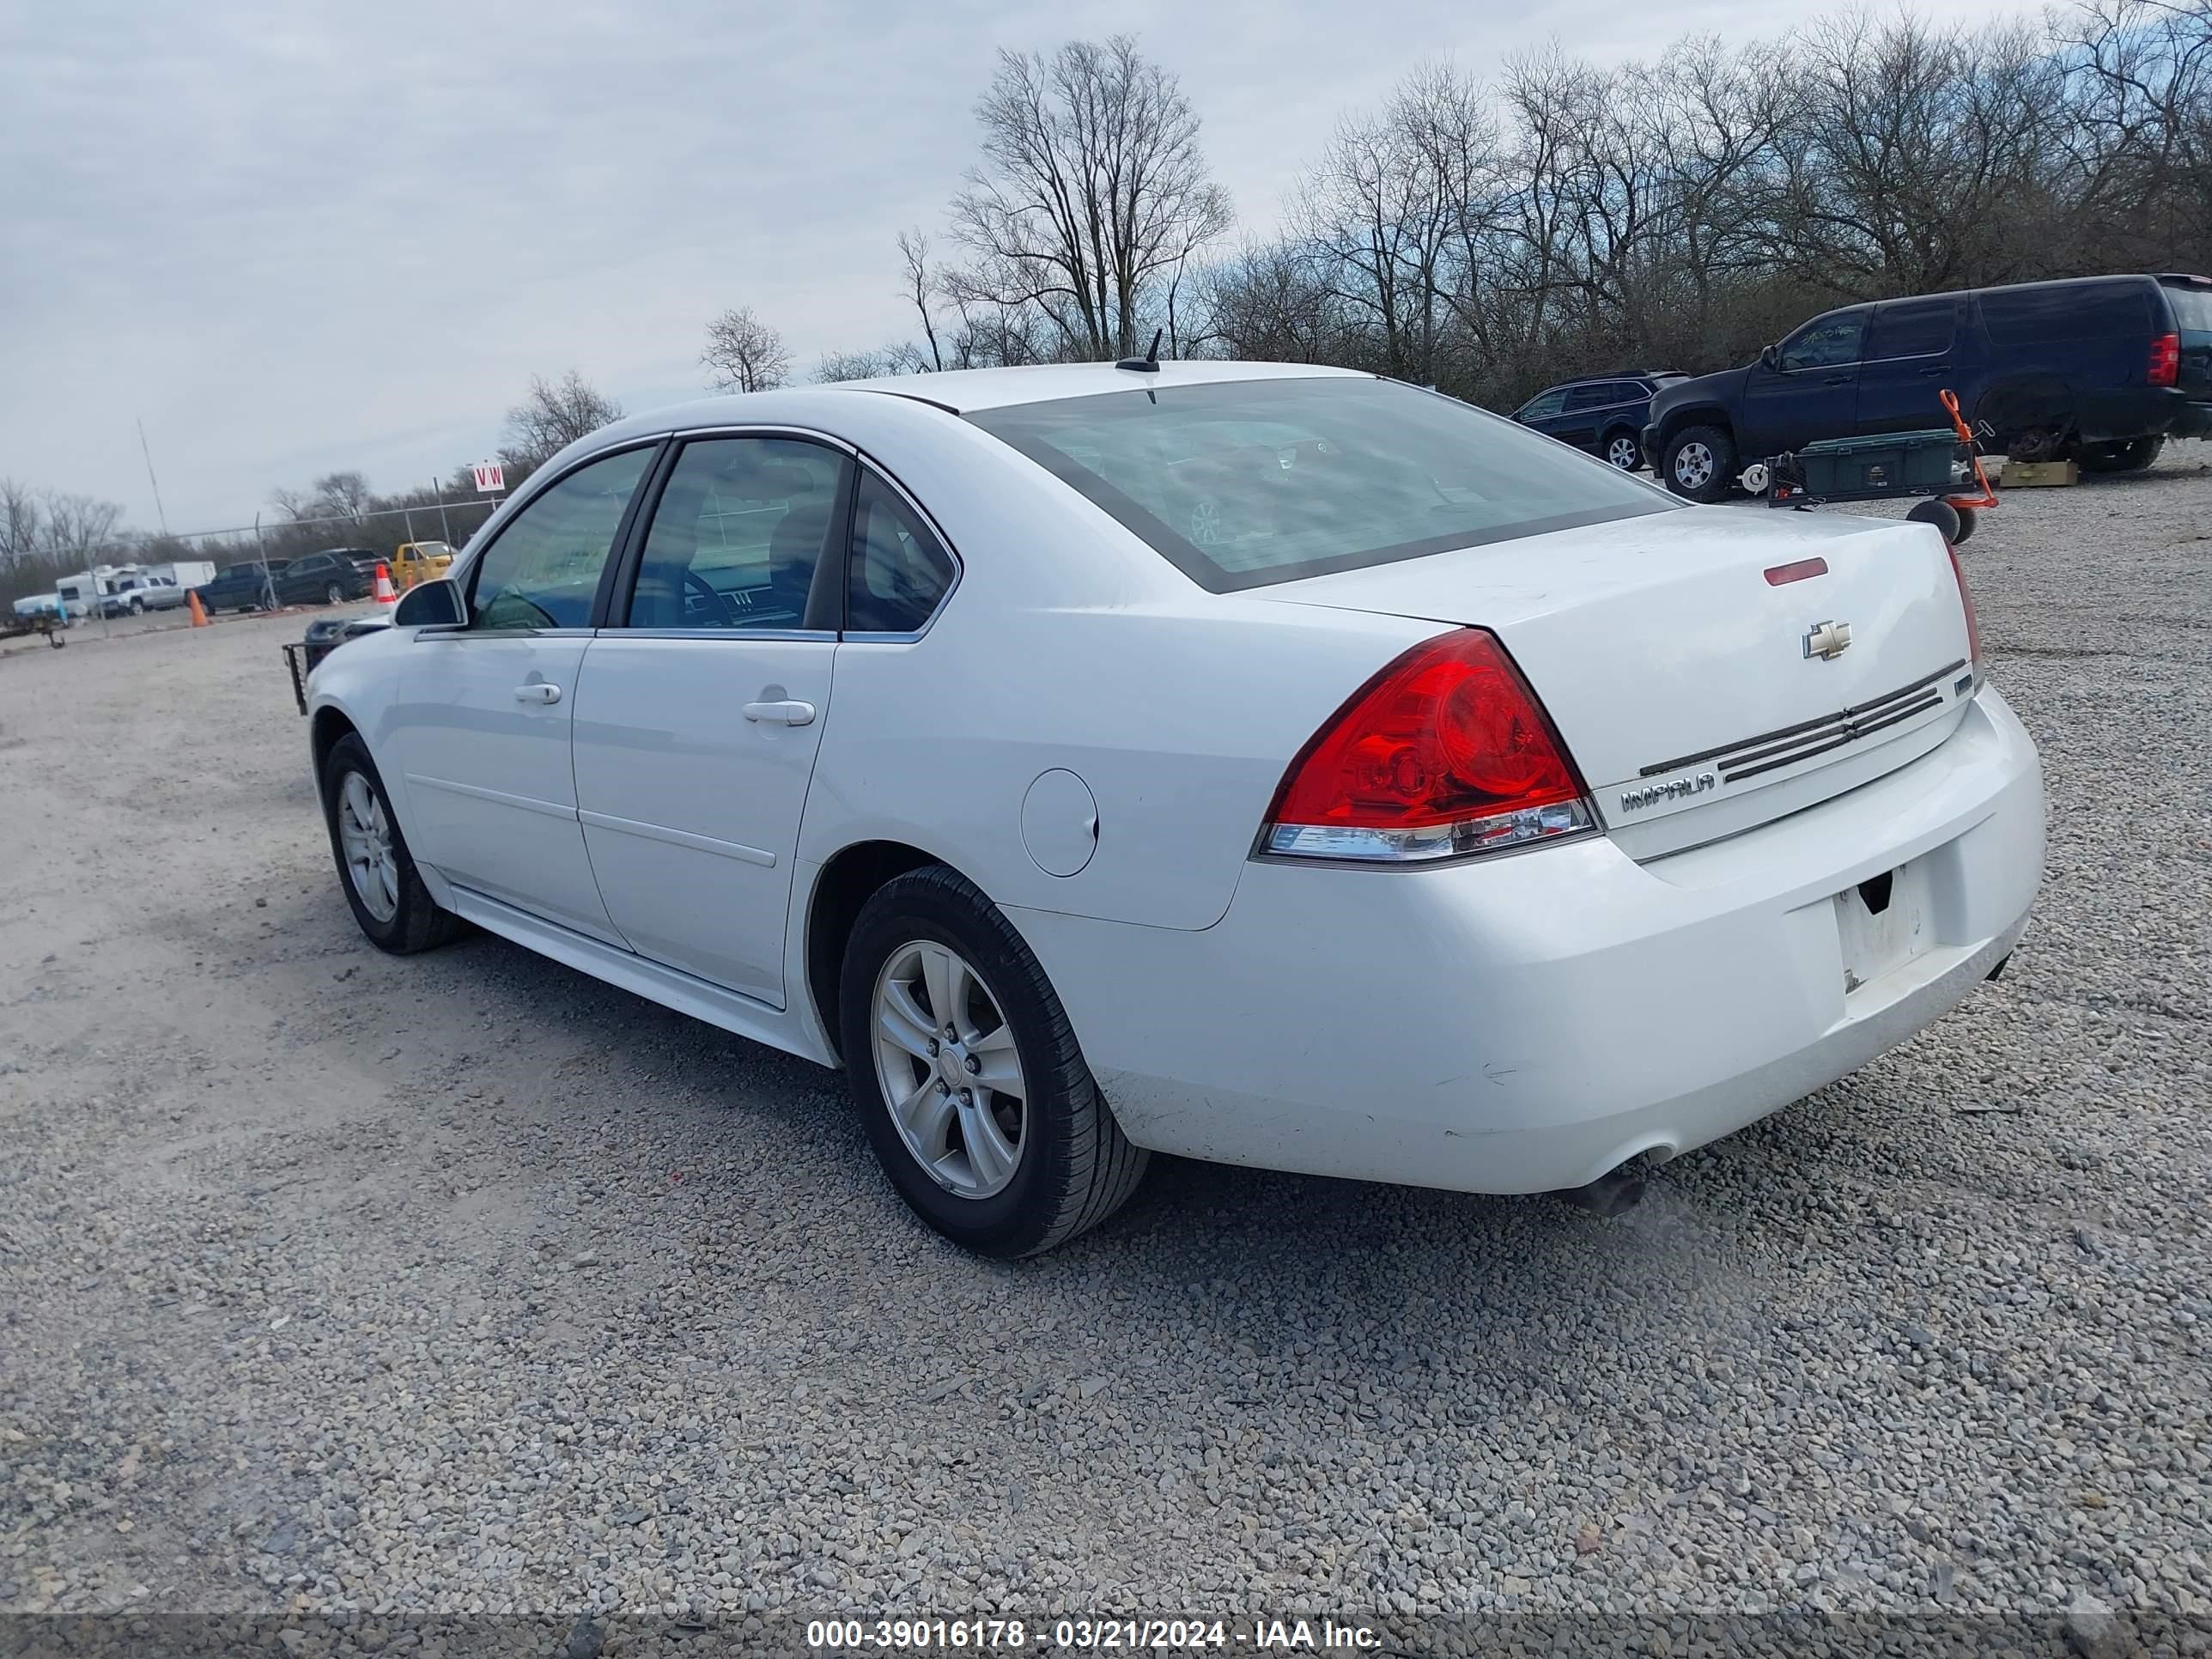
1803 619 1852 661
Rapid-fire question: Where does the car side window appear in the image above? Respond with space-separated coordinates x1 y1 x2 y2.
467 447 654 631
1562 384 1614 413
623 437 847 632
1517 387 1568 420
1978 281 2153 345
1779 312 1868 371
1867 297 1958 360
847 470 956 635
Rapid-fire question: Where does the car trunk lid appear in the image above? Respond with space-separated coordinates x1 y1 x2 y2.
1253 506 1978 860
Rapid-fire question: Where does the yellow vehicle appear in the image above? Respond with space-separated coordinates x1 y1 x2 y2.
389 541 458 590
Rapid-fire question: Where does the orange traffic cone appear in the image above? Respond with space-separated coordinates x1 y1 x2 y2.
373 563 398 609
188 590 209 627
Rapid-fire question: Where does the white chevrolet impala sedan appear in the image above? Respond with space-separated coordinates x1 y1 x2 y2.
307 362 2043 1255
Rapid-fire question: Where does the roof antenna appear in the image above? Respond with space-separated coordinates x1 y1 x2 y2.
1115 329 1164 373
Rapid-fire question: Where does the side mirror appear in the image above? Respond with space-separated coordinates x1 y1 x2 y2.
1759 344 1780 370
392 578 465 628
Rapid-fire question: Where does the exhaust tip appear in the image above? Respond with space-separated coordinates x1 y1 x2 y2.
1551 1161 1649 1218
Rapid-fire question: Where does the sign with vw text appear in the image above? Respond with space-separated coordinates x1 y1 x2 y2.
471 460 506 495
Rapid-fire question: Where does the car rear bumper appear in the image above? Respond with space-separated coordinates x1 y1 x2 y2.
1007 688 2044 1195
2081 386 2207 442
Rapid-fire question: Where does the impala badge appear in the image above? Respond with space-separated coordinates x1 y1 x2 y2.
1803 619 1853 661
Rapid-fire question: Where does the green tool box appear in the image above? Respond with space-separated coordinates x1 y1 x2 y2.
1771 428 1969 501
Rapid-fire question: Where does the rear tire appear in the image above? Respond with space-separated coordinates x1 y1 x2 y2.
325 582 346 605
1663 425 1736 502
1601 429 1643 471
319 732 458 955
838 865 1148 1257
2079 435 2162 474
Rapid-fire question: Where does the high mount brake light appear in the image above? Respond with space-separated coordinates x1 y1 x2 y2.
1261 629 1597 864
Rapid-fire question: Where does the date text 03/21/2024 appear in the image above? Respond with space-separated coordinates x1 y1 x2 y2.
805 1619 1382 1650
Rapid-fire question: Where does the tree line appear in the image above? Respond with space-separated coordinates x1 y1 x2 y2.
720 0 2210 409
8 0 2207 606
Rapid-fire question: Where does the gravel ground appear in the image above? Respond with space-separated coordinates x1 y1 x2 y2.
2 453 2208 1654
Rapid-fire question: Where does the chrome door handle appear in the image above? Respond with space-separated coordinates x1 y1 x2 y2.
743 699 816 726
514 683 562 704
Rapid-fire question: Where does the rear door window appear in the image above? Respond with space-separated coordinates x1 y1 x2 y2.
1562 384 1615 413
848 471 957 634
621 437 847 632
1866 296 1959 360
1978 281 2154 344
1517 387 1569 420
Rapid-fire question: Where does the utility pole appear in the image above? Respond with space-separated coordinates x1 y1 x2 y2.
431 477 452 546
135 417 171 537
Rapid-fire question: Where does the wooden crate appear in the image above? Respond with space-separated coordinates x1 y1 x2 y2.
2002 459 2079 488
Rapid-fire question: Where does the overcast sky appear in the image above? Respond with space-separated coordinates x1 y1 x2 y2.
2 0 2026 534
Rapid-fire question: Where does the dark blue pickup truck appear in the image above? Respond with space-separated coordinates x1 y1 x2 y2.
1644 273 2212 501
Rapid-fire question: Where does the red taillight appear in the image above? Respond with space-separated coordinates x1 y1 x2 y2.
2149 332 2180 387
1948 543 1982 673
1261 629 1595 863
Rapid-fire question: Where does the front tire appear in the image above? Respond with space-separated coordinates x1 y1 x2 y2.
320 732 458 954
1663 424 1736 502
1601 429 1644 471
838 866 1147 1257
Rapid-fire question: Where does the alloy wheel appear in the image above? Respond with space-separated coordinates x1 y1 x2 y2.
871 940 1028 1199
337 771 399 923
1606 435 1639 470
1674 441 1714 489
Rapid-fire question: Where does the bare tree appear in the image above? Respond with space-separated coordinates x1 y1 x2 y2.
313 471 373 522
1195 241 1355 363
0 478 41 564
946 35 1234 361
898 229 947 371
702 307 793 393
814 345 935 382
500 372 625 478
39 491 125 562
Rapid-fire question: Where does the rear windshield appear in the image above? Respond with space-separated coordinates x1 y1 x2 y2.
1978 280 2153 345
2163 282 2212 331
965 377 1674 592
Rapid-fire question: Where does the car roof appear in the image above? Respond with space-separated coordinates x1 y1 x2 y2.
1540 371 1675 391
615 361 1369 434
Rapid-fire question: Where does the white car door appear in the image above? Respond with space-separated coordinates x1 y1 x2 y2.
385 444 658 944
570 435 852 1006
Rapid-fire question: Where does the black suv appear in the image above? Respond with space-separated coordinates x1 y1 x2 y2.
277 550 374 605
1511 371 1686 471
1644 273 2212 500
